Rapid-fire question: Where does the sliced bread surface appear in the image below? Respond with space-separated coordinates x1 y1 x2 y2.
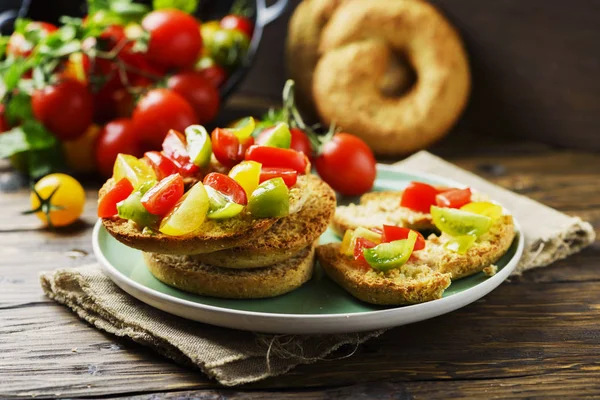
102 174 318 255
144 245 315 299
316 243 451 305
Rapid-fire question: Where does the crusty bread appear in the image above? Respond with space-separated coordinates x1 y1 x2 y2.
414 215 516 279
192 177 336 268
101 174 319 255
144 245 316 299
316 243 451 305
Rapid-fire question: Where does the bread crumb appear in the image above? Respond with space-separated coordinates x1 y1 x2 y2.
483 264 498 277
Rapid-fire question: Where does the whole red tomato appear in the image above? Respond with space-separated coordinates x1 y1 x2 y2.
220 15 254 38
95 118 141 177
132 89 197 150
290 128 313 159
167 72 220 124
142 10 202 69
32 78 94 140
315 133 376 196
6 21 58 58
198 65 227 88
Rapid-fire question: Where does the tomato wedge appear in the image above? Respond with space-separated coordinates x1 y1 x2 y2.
353 237 377 270
144 151 179 180
141 174 185 216
400 181 439 213
382 225 426 250
211 127 254 168
436 188 472 209
98 178 134 218
245 145 308 174
159 182 210 236
161 129 199 176
203 172 248 205
259 167 298 188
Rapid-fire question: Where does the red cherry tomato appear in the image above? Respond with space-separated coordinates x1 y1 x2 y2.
259 167 298 188
6 21 58 58
220 15 254 38
211 128 254 169
144 151 179 180
161 129 199 176
0 104 9 133
203 172 248 205
435 188 472 209
97 178 134 218
290 128 313 159
142 10 202 69
167 72 220 124
382 225 426 251
315 133 376 196
132 89 197 150
95 118 141 178
353 237 377 270
400 182 439 213
245 145 308 175
198 65 227 88
141 173 185 216
31 78 94 140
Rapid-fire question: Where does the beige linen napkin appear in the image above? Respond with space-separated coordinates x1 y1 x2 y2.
40 150 595 386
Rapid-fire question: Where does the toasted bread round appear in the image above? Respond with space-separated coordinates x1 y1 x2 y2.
192 177 336 268
316 243 451 305
144 245 316 299
101 174 317 255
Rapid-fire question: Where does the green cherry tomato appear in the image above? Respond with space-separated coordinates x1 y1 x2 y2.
205 186 245 219
260 122 291 149
117 190 160 229
444 235 477 254
431 206 493 237
207 28 250 68
185 125 212 168
363 231 418 271
247 177 289 218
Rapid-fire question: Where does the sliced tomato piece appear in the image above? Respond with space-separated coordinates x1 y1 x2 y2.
229 161 261 198
259 167 298 188
370 227 384 235
382 225 426 250
211 127 254 168
203 172 248 205
400 181 439 213
436 188 472 209
144 151 179 180
140 174 185 216
159 182 210 236
353 237 378 269
161 129 199 176
97 178 134 218
245 145 308 174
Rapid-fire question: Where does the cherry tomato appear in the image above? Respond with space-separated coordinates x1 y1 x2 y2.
30 173 85 227
353 237 377 270
144 151 179 180
61 52 91 84
167 72 220 124
382 225 426 251
245 145 308 174
6 21 58 58
0 104 9 133
315 133 376 196
132 89 197 150
259 167 298 188
142 10 202 69
211 128 254 169
290 128 313 159
436 188 472 209
161 129 199 176
63 124 101 173
198 64 227 88
95 119 141 178
31 78 94 140
400 182 439 213
203 172 248 205
141 174 185 216
220 15 254 38
98 178 134 218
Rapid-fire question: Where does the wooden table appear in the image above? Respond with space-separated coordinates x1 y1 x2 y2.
1 99 599 399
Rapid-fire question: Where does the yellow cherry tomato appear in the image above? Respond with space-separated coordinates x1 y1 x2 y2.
228 160 261 198
62 124 101 173
460 201 503 220
113 154 156 189
159 182 209 236
30 173 86 227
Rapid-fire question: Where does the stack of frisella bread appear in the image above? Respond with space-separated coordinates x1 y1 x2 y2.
102 173 336 299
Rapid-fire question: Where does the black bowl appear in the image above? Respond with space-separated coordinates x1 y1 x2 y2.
0 0 288 102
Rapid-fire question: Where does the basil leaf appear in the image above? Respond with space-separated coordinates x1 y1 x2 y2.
153 0 199 14
0 121 57 159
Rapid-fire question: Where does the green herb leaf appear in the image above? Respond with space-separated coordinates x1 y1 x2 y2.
153 0 199 14
5 91 34 125
0 121 58 159
14 18 32 35
111 0 150 21
87 0 111 15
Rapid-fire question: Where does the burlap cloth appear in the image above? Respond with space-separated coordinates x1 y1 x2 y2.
40 151 595 386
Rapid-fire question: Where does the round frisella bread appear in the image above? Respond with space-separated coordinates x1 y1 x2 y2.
312 0 471 155
101 174 315 255
189 176 336 268
144 245 316 299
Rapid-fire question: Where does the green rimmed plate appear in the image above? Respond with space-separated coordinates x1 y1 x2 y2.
93 165 524 334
